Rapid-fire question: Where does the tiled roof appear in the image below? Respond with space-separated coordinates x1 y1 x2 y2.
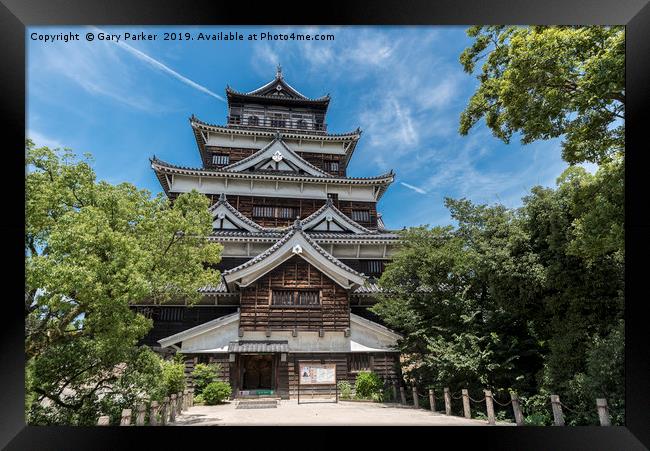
197 282 231 294
300 197 375 234
208 193 266 232
226 86 330 104
228 340 289 353
151 156 394 184
221 137 332 177
353 282 382 295
222 222 366 281
190 116 362 139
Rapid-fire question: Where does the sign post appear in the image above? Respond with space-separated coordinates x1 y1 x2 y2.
297 362 337 404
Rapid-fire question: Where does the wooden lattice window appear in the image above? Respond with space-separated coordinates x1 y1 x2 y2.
247 115 259 126
253 205 297 219
360 260 384 276
351 210 371 222
272 290 320 306
325 161 339 172
212 154 230 165
158 307 184 322
349 354 371 372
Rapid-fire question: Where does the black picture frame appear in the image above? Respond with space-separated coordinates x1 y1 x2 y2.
3 0 648 449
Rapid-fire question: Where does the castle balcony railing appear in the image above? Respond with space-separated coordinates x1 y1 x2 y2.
227 115 327 132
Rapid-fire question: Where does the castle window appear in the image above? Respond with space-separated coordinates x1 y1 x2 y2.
212 154 230 165
349 354 371 372
325 161 339 172
361 260 384 276
351 210 371 222
159 307 184 322
272 290 320 306
247 115 259 126
253 205 297 219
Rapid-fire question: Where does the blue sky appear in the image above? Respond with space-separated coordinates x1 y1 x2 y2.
27 26 586 229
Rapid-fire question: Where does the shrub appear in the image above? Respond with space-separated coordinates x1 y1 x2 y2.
337 380 352 399
354 371 383 400
160 358 186 397
202 381 232 405
192 363 222 395
193 394 205 405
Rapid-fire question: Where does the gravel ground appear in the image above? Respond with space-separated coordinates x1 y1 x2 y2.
170 400 516 426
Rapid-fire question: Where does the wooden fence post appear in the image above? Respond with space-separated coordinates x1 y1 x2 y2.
189 388 194 407
399 386 406 405
149 401 159 426
484 390 496 425
429 389 436 412
412 387 419 408
596 399 611 426
510 392 524 426
97 415 110 426
462 389 471 419
135 404 146 426
177 391 183 413
161 397 169 426
443 387 452 416
120 409 132 426
170 394 177 422
550 395 565 426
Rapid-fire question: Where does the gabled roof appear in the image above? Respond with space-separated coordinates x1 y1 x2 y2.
247 65 309 99
158 311 240 349
189 116 361 169
226 65 330 107
300 198 375 234
222 221 367 290
150 156 395 199
221 137 332 177
208 193 265 232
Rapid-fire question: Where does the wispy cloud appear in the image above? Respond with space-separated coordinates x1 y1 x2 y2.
400 182 428 194
26 130 66 149
91 27 224 102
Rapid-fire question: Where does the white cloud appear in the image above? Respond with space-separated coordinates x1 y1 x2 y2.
400 182 428 194
27 130 66 149
108 35 225 102
88 27 223 102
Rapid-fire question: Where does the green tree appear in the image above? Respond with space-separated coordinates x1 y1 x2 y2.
459 26 624 165
373 169 624 423
25 139 222 424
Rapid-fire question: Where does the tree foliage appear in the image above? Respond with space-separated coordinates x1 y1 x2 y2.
25 140 222 424
191 363 222 395
372 161 624 424
459 26 624 165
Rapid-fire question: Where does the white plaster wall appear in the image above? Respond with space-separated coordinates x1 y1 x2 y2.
205 133 347 155
178 318 398 353
181 320 240 352
169 175 379 202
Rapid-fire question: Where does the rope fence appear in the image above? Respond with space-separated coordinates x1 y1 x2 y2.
393 384 613 427
96 388 194 426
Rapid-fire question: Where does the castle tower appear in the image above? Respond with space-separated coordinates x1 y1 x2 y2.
145 70 402 399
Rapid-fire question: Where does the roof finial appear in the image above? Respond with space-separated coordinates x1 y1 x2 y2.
219 193 226 202
325 197 333 206
276 64 283 79
293 217 302 230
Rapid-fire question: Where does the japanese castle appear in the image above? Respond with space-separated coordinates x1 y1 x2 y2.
140 67 402 399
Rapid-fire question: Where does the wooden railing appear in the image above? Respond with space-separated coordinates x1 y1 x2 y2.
392 383 615 426
227 116 327 132
96 388 194 426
